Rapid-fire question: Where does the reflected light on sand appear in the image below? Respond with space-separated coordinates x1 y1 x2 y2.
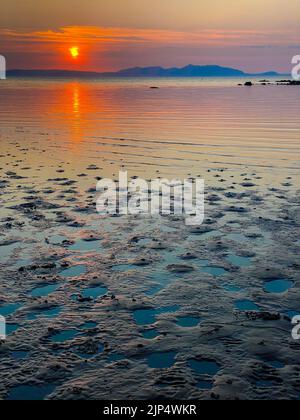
61 82 93 147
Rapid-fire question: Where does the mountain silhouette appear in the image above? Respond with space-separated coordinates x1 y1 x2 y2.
8 65 280 78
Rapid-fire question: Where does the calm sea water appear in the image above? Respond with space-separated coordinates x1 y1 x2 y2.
0 77 299 182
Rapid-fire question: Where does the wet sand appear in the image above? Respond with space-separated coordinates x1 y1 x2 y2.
0 78 300 400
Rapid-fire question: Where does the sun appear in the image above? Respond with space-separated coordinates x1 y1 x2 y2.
69 47 79 59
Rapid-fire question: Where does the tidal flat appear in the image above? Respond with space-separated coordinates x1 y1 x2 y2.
0 78 299 400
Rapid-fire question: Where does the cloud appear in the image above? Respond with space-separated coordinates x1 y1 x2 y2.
1 25 298 73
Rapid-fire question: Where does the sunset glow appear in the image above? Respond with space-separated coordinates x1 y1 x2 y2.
69 46 79 59
1 0 300 72
1 0 300 403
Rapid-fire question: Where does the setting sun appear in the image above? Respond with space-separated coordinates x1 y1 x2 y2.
69 46 79 59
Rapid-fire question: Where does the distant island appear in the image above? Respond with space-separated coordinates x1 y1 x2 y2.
7 65 283 78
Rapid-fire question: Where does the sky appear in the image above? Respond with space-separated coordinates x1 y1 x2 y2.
0 0 299 73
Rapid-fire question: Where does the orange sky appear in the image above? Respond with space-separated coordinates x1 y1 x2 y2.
1 0 299 72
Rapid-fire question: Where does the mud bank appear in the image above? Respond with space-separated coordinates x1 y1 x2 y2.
1 148 300 400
